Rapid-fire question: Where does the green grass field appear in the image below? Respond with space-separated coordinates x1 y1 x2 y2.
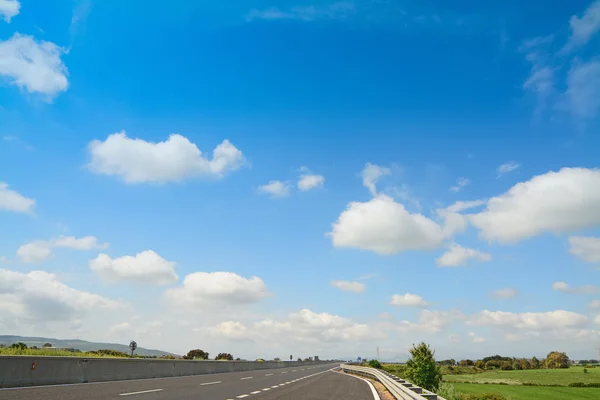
452 382 600 400
443 366 600 386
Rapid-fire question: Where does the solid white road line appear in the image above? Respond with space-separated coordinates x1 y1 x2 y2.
333 370 381 400
240 377 253 380
119 389 163 396
200 381 221 386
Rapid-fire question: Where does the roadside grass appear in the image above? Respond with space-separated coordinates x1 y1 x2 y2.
443 366 600 386
452 382 600 400
0 348 138 358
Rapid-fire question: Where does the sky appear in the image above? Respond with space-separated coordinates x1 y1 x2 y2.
0 0 600 362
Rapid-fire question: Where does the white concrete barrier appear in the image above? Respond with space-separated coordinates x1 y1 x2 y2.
0 356 332 388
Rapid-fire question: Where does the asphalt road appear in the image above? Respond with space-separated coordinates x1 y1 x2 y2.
0 363 377 400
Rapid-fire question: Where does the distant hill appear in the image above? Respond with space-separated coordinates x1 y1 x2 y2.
0 335 179 357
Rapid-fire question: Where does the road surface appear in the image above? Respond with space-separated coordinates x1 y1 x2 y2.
0 363 378 400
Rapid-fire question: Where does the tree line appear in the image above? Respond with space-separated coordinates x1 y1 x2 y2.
438 351 571 370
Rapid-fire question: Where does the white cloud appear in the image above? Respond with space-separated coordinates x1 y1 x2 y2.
360 163 391 196
589 300 600 310
331 280 365 293
0 182 35 214
395 309 462 333
468 332 486 343
90 250 178 285
595 315 600 325
0 268 123 322
87 132 245 184
491 288 519 299
17 235 108 264
0 0 20 22
16 242 53 264
564 0 600 50
552 281 598 295
466 310 589 331
297 174 325 191
0 256 10 264
258 180 291 198
390 293 430 308
329 194 456 255
0 33 68 98
449 177 470 192
379 312 393 320
436 243 491 267
206 321 249 340
564 60 600 120
519 36 555 117
569 236 600 263
108 322 131 336
165 271 270 308
496 161 520 177
468 168 600 243
246 2 355 22
446 199 486 213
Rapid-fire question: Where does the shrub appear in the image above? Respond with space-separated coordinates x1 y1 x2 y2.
404 342 442 391
569 382 586 387
436 382 461 400
459 394 511 400
584 368 588 373
368 359 382 369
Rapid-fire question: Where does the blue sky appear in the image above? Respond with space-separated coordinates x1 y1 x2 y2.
1 0 600 361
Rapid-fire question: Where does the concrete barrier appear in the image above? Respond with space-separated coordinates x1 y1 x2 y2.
0 356 333 388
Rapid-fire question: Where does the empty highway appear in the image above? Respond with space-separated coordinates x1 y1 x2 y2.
0 363 379 400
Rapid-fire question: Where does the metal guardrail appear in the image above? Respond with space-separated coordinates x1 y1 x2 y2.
340 364 446 400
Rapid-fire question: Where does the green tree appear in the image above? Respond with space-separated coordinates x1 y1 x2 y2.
474 360 485 369
10 342 27 350
43 343 52 348
216 353 233 361
544 351 569 369
368 359 382 369
405 342 442 391
184 349 209 360
531 356 540 369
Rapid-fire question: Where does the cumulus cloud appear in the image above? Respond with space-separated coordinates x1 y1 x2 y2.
569 236 600 263
246 2 355 22
390 293 430 308
90 250 178 285
564 60 600 120
0 0 20 22
257 180 291 198
589 300 600 310
165 271 270 308
564 0 600 51
449 177 470 192
468 168 600 243
17 235 108 264
297 174 325 191
0 33 68 98
466 310 589 331
331 280 365 293
360 163 391 196
0 269 123 322
552 281 598 295
436 243 492 267
395 309 463 333
204 321 250 340
329 194 454 255
519 36 555 117
0 182 35 214
0 256 10 264
496 161 520 177
491 288 519 299
87 132 245 184
468 332 486 343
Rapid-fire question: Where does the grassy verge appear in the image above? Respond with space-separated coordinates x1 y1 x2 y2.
452 382 600 400
0 348 159 358
443 366 600 386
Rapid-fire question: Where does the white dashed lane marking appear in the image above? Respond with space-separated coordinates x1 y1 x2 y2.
240 377 253 380
200 381 221 386
119 389 163 396
265 373 273 376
